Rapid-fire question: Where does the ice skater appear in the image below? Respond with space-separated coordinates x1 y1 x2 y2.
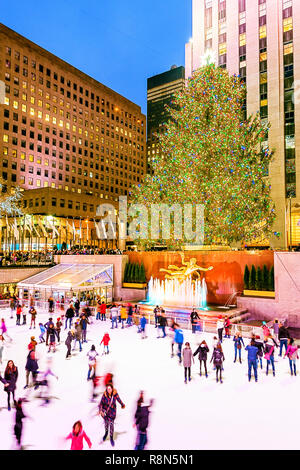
174 325 184 363
193 340 209 377
65 421 92 450
284 338 299 376
0 334 5 364
100 332 110 355
245 339 259 382
34 358 58 405
264 336 278 377
1 318 12 342
65 330 74 359
233 332 245 363
0 360 18 410
99 383 125 447
14 398 29 449
38 323 46 343
211 342 225 384
183 342 194 383
47 324 58 353
24 350 39 389
29 306 37 329
134 391 153 450
139 314 147 339
87 345 99 380
55 317 62 343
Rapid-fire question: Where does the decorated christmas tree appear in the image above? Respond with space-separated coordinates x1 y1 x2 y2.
131 62 276 248
0 178 23 217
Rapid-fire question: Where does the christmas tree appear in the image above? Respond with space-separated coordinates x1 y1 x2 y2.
131 63 276 248
0 178 23 216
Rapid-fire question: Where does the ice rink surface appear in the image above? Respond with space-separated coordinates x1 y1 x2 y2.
0 308 299 450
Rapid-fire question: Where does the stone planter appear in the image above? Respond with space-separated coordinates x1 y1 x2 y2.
122 282 148 289
243 289 275 298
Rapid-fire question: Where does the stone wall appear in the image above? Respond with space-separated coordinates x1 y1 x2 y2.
237 252 300 326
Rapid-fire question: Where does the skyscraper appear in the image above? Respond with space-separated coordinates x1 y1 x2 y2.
0 23 146 249
147 66 185 173
185 0 300 249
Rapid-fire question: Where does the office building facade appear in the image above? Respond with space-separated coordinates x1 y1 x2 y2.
147 66 185 173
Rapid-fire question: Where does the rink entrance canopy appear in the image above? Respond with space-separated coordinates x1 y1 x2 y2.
17 264 113 304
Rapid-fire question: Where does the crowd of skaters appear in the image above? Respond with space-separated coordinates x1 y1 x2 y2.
0 293 299 450
0 294 154 450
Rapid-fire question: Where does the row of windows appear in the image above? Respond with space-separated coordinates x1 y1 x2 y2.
4 46 143 123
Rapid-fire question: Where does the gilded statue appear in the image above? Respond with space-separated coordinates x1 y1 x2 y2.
160 252 213 281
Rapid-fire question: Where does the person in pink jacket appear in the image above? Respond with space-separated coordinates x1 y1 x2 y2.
284 338 299 376
65 421 92 450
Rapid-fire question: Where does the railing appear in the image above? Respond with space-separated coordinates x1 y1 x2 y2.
0 299 267 340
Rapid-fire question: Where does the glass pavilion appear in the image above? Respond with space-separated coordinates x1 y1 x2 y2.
17 264 113 305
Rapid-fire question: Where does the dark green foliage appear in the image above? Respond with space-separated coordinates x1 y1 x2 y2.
244 265 250 290
124 262 147 283
262 265 269 291
249 265 256 290
269 266 274 291
255 266 263 291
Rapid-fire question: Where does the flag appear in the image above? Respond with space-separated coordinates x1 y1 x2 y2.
32 216 41 237
101 219 107 239
79 217 82 239
94 218 101 239
37 216 48 237
13 217 19 239
72 218 76 241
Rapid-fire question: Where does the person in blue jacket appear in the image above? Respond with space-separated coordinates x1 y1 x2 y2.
245 340 259 382
233 332 245 363
174 326 184 363
139 315 147 339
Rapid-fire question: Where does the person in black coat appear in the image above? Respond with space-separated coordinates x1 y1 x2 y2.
65 330 74 359
278 323 290 357
0 360 18 410
24 351 39 389
44 317 54 346
190 309 200 334
134 391 153 450
65 306 75 330
157 310 167 338
193 340 209 377
14 398 28 449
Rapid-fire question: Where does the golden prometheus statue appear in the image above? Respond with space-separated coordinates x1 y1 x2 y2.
160 252 213 281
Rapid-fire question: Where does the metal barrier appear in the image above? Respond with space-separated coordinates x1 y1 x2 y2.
0 300 265 340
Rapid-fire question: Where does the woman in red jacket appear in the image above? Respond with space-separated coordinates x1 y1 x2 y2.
100 332 110 355
65 420 92 450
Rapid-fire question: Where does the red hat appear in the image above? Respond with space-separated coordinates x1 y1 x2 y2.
218 316 223 319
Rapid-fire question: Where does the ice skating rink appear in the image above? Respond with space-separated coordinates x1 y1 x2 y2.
0 309 299 450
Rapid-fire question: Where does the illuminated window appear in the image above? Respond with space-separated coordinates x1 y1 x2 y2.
239 34 246 46
3 134 8 143
22 104 27 112
260 51 267 61
36 179 41 187
43 181 49 187
284 43 293 55
13 101 18 109
30 108 34 116
29 155 34 162
259 25 267 39
283 17 293 33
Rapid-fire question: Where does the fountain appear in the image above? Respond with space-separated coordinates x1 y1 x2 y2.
147 276 209 310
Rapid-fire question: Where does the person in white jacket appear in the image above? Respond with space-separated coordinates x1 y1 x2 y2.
87 345 99 380
110 305 119 329
216 317 224 343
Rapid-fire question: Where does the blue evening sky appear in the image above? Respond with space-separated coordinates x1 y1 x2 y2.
1 0 192 116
